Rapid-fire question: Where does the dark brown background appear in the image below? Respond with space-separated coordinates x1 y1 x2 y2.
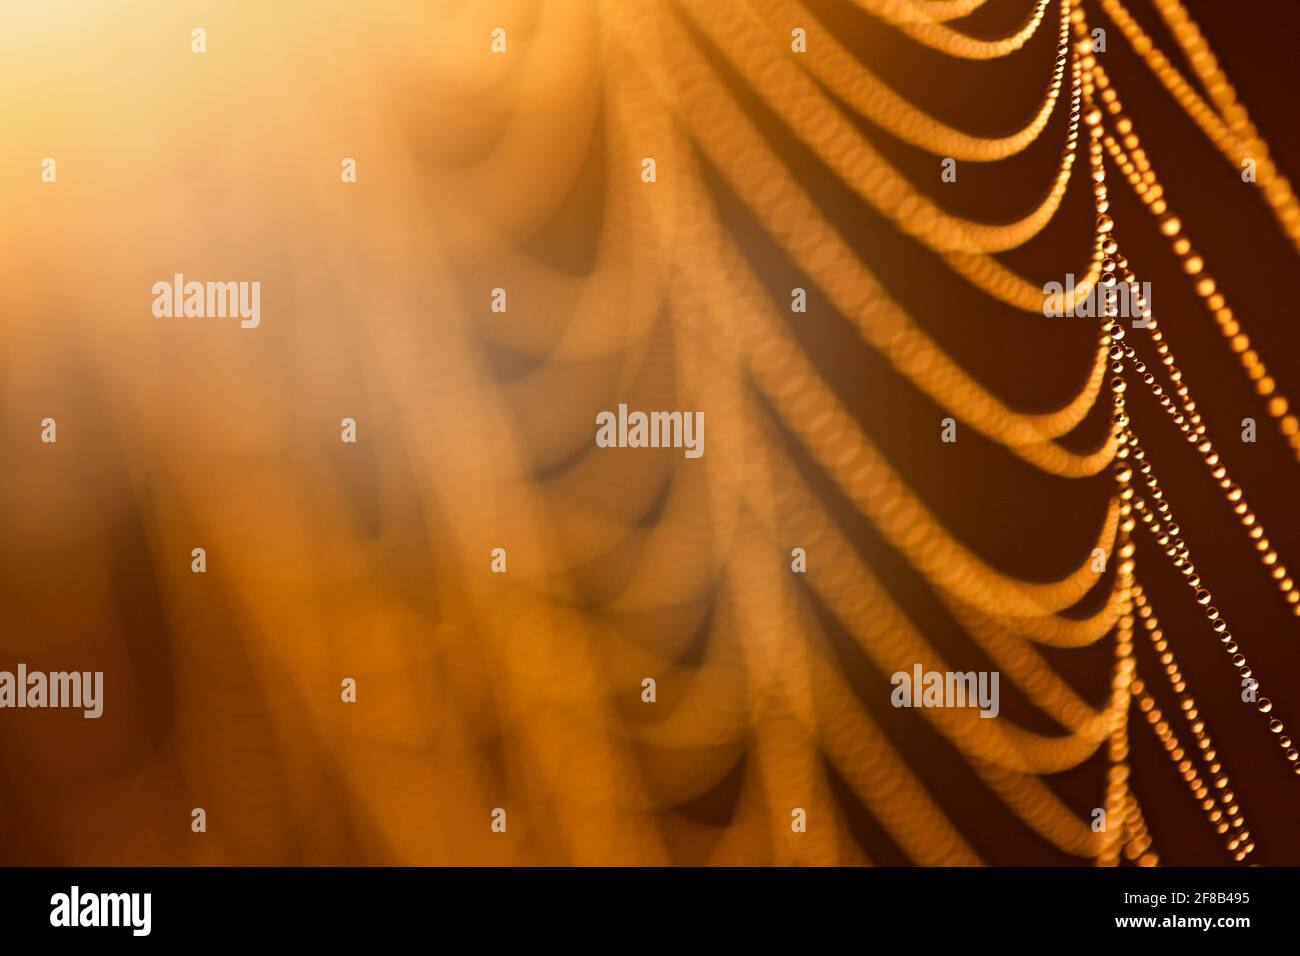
711 0 1300 863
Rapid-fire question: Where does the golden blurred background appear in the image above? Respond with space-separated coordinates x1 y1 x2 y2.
1 0 1297 865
